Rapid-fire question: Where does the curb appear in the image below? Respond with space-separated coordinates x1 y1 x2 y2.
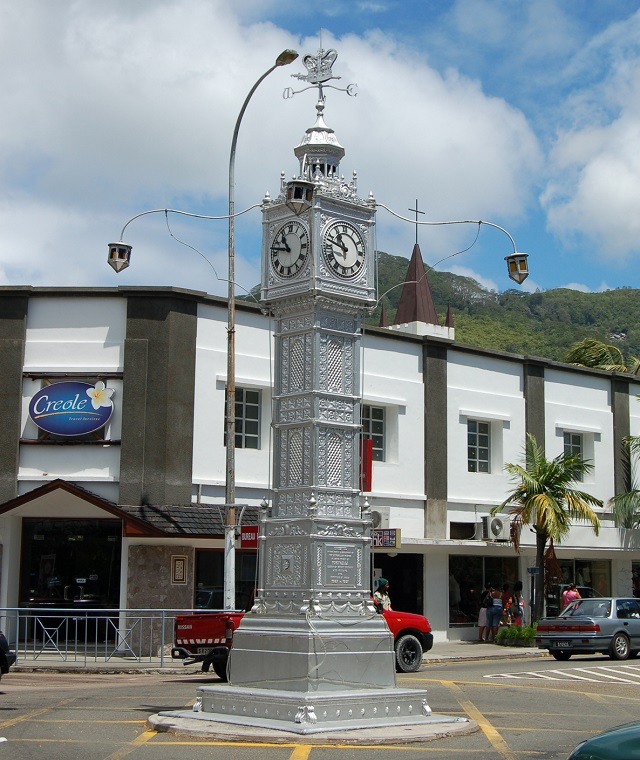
11 646 547 675
425 650 545 665
148 713 479 745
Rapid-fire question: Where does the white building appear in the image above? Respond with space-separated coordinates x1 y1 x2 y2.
1 283 639 641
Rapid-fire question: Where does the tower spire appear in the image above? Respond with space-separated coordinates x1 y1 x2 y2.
393 243 438 326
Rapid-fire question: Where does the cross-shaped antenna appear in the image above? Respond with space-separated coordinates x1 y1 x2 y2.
408 199 425 245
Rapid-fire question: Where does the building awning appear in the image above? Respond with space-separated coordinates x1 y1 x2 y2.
0 479 257 538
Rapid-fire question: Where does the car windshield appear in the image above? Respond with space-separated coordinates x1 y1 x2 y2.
561 599 611 618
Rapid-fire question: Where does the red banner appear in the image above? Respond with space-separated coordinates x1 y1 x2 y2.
359 437 373 492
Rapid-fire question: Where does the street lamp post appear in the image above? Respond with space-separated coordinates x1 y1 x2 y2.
107 49 298 613
224 48 298 610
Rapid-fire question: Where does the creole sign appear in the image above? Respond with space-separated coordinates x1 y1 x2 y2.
29 381 115 436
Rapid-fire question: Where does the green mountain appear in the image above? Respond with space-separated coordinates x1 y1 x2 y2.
370 251 640 363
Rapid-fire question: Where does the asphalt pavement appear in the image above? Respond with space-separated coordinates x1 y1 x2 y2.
7 640 547 747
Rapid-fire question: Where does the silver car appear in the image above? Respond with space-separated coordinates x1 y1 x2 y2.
536 597 640 661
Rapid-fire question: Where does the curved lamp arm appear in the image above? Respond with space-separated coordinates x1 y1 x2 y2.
376 202 529 284
116 204 261 243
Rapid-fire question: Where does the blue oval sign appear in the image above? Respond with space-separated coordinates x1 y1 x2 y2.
29 381 115 436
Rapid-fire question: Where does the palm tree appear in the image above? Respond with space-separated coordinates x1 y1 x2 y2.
609 488 640 530
494 434 602 621
564 337 640 374
609 439 640 529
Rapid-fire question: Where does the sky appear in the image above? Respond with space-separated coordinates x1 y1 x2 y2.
1 0 640 299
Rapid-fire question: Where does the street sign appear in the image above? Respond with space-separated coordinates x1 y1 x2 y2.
240 525 259 549
372 529 401 549
527 566 540 574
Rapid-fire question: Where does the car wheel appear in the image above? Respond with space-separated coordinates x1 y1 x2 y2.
551 650 571 661
609 633 630 660
212 660 229 681
395 634 423 672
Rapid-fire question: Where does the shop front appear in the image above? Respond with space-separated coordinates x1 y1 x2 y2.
19 517 122 611
448 554 520 628
371 552 423 615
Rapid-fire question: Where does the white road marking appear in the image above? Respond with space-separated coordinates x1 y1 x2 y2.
486 663 640 684
574 667 640 684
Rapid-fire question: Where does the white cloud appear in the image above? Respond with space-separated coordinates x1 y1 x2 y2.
542 12 640 261
448 265 497 294
0 1 543 292
559 282 591 293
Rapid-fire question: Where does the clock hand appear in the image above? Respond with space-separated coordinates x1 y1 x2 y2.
280 235 291 253
334 234 348 253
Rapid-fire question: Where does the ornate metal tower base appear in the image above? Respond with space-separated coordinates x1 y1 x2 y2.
190 685 432 735
182 298 432 733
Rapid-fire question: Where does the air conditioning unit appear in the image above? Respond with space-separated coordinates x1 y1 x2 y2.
371 507 390 529
481 514 511 541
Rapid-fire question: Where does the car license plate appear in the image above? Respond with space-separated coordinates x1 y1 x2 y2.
555 640 572 648
197 647 211 654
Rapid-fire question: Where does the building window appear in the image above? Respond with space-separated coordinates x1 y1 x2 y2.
467 420 490 473
563 431 583 481
225 388 260 449
362 404 385 461
195 550 257 612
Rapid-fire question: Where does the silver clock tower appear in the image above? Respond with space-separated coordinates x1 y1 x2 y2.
192 49 433 734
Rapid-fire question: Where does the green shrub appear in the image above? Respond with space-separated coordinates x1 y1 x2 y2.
496 624 537 643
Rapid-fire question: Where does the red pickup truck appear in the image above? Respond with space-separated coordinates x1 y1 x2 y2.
172 607 433 680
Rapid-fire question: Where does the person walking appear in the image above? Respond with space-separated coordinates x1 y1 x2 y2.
374 577 392 612
486 585 504 642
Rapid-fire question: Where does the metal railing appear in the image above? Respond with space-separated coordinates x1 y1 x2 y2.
0 607 204 667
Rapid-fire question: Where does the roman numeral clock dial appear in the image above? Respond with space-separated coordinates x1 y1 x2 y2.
270 220 309 279
322 221 366 278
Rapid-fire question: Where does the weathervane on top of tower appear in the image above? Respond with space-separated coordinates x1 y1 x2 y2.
283 47 357 100
276 45 366 214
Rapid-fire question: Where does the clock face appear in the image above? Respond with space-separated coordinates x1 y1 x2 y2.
270 220 309 279
322 221 366 278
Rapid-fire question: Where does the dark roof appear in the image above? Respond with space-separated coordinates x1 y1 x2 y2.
119 504 261 536
393 243 439 326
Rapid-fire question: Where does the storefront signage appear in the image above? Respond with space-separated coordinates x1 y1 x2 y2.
240 525 259 549
29 381 115 436
372 529 401 549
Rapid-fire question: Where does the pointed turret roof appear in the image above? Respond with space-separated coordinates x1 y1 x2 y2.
379 303 389 328
393 243 438 326
445 303 454 328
